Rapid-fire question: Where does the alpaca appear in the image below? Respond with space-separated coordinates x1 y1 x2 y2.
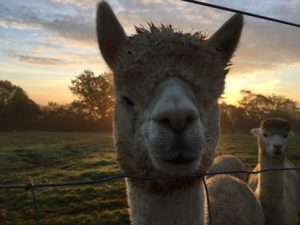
248 118 299 225
96 2 264 224
207 174 264 225
208 154 248 182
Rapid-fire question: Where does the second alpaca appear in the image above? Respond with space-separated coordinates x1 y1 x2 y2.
248 118 299 225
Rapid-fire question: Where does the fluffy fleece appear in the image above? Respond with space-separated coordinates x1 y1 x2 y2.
207 175 264 225
96 1 264 225
248 118 299 225
208 154 248 182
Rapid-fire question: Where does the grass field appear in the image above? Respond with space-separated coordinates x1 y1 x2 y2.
0 132 299 225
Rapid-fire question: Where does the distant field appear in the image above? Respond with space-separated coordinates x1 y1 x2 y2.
0 132 299 225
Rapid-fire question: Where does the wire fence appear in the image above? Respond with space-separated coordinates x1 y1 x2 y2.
182 0 300 28
1 167 300 225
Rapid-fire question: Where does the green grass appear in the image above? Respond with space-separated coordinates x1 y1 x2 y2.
0 132 299 224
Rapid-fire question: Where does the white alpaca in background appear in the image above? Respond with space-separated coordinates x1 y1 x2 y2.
96 2 264 224
248 118 299 225
208 154 248 182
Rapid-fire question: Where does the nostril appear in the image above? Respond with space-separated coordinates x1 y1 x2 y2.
186 112 198 122
159 118 170 125
152 107 199 132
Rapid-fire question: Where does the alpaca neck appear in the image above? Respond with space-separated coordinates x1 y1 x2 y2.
126 179 205 225
257 148 286 203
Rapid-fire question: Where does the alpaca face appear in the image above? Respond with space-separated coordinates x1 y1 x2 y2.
252 128 293 159
251 118 294 160
113 59 221 176
261 132 289 158
96 2 243 177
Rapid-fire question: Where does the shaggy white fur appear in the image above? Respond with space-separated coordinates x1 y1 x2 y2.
207 175 264 225
248 118 299 225
208 154 248 182
96 1 264 225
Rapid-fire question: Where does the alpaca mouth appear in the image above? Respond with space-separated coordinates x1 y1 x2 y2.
165 156 196 165
154 154 201 174
268 148 283 157
273 150 281 156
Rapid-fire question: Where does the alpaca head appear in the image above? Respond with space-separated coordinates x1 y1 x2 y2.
251 118 294 160
96 2 243 180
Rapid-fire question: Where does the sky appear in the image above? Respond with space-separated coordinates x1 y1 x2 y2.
0 0 299 105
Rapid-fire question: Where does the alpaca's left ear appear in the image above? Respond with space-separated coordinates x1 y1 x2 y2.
96 1 126 69
251 128 261 137
208 13 244 59
289 131 295 138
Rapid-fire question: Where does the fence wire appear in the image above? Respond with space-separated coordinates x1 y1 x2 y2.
1 167 300 225
182 0 300 28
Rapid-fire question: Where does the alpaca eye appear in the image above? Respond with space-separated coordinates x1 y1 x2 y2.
123 96 134 106
283 134 288 138
263 133 268 137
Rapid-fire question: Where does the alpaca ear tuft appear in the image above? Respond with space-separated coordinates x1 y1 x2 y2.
289 131 295 138
96 1 126 69
208 13 244 59
250 128 261 137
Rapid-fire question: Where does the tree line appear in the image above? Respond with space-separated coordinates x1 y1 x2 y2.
1 70 300 132
220 90 300 133
0 70 113 132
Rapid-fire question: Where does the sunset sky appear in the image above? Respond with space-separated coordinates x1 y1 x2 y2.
0 0 299 105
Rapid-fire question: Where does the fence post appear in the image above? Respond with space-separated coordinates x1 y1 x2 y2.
29 181 40 225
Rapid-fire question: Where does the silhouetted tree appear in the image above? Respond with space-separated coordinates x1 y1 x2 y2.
1 79 299 133
220 102 248 133
69 71 114 124
220 90 300 133
0 80 40 130
239 89 299 122
40 102 102 131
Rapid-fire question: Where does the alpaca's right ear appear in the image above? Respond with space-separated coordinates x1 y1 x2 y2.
208 13 243 59
250 128 261 137
96 1 126 69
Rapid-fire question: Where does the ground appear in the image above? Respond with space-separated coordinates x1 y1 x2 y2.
0 132 299 225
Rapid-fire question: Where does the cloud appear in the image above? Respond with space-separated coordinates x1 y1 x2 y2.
50 0 98 8
2 48 65 65
18 55 66 65
0 18 42 30
1 1 299 74
224 63 300 104
4 48 101 66
0 2 97 43
233 18 300 73
106 0 300 76
1 0 300 105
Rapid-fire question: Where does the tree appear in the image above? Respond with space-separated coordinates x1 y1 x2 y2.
69 70 114 122
0 80 40 130
220 102 247 133
220 90 300 133
238 90 300 122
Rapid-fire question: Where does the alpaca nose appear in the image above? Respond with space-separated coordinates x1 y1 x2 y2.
152 104 199 132
272 144 282 155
